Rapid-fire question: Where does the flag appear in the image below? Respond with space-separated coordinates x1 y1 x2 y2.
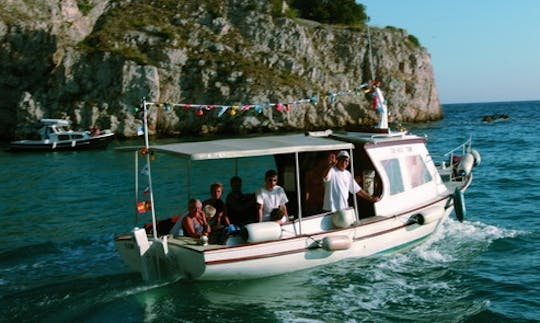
141 164 149 176
142 186 150 195
137 126 144 136
136 201 152 214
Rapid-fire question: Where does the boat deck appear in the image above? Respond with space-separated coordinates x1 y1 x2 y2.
169 214 391 253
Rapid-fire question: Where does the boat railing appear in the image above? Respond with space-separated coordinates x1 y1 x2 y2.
438 136 473 182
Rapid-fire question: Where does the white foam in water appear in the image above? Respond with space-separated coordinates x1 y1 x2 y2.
415 247 455 263
444 217 522 246
408 216 525 265
286 215 526 319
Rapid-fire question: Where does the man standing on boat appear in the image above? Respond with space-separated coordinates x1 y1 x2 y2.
322 151 380 212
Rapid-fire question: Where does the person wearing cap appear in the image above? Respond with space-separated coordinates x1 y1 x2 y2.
322 150 380 212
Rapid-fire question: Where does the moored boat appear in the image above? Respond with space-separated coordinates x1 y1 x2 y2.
114 88 481 282
8 119 114 152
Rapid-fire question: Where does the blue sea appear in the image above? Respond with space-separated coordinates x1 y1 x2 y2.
0 101 539 322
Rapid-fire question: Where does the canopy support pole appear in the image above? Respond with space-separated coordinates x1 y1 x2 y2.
294 152 303 234
133 150 139 226
349 148 360 222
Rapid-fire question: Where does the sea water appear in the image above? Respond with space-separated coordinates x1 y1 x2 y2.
0 101 539 322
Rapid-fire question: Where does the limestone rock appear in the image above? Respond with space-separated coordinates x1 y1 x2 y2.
0 0 441 140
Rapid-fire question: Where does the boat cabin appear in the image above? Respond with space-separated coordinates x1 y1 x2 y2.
330 130 449 218
38 119 80 142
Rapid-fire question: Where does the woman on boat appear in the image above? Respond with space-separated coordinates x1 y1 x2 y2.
182 198 211 239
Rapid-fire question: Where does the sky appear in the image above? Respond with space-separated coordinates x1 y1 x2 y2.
359 0 540 104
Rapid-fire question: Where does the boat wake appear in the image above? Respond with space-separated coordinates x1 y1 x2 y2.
267 217 526 322
413 217 523 262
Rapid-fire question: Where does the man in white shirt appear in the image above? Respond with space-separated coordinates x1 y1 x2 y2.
322 150 379 212
256 169 289 222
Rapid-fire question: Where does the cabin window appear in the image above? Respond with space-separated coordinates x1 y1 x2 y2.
58 135 70 140
404 155 432 188
380 158 404 195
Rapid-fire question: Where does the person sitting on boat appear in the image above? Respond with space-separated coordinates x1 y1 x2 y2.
322 151 380 212
225 176 256 225
203 182 230 229
203 204 223 243
90 125 101 136
179 198 211 239
269 208 288 225
255 169 289 223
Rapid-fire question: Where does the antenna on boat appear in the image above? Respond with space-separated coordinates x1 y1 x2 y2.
363 24 389 129
367 24 375 81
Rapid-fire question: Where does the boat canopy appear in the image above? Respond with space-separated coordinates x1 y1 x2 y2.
151 134 354 160
40 119 71 126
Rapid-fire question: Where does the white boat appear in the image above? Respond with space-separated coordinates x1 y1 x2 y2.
9 118 114 151
114 90 480 282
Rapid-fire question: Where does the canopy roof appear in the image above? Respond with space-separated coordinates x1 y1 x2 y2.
40 119 71 126
150 133 354 160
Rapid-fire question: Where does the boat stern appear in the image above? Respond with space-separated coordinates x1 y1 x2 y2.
115 229 207 281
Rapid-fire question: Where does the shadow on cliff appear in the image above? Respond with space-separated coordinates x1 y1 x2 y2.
0 29 57 139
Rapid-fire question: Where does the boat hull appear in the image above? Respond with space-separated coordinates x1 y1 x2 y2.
8 133 115 151
115 198 451 281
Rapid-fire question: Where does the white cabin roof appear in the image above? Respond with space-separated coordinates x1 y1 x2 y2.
40 119 71 126
150 133 354 160
330 130 424 145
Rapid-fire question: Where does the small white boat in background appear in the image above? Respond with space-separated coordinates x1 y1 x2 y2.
9 119 114 152
114 86 481 282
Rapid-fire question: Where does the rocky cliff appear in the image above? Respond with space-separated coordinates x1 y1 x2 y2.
0 0 441 139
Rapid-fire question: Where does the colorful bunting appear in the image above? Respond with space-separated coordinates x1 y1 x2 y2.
141 164 149 176
136 83 377 118
142 186 150 195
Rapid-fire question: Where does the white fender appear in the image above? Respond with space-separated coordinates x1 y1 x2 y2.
244 222 282 243
331 208 357 228
453 188 466 222
322 235 352 251
458 153 475 175
471 149 481 166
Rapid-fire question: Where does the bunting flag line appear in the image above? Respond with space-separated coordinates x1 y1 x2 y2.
135 82 379 117
137 125 144 136
142 186 150 195
141 164 149 176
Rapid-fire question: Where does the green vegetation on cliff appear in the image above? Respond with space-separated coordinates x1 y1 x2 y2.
289 0 368 26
